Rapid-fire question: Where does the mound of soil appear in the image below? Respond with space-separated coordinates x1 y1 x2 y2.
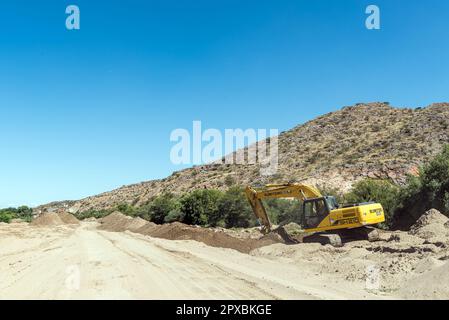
57 212 80 225
125 217 150 232
148 223 289 253
409 209 449 240
140 222 253 253
99 212 133 232
99 212 153 233
31 212 79 226
135 222 157 234
398 259 449 299
98 213 286 253
31 213 63 226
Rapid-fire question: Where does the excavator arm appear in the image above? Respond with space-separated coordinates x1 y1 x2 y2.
245 184 323 232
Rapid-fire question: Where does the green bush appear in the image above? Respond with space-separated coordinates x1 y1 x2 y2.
74 209 112 220
263 198 302 225
137 193 181 224
164 209 184 223
179 189 223 226
344 179 400 228
393 145 449 228
116 203 137 216
217 187 255 228
0 211 15 223
0 206 33 223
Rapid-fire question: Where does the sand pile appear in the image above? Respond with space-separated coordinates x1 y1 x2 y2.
398 259 449 299
57 212 80 225
144 222 290 253
98 212 131 231
409 209 449 240
135 222 158 234
98 213 285 253
31 212 79 226
99 212 148 232
125 217 151 232
140 222 255 253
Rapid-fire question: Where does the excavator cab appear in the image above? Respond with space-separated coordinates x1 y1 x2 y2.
302 196 338 229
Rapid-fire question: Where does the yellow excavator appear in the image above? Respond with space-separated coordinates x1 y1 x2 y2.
245 183 385 247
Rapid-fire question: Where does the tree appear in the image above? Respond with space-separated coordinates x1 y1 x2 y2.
138 193 181 224
0 206 33 223
393 145 449 229
263 198 302 225
0 211 15 223
179 189 223 226
116 203 137 216
217 187 255 228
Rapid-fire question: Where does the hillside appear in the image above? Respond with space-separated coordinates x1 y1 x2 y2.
35 102 449 214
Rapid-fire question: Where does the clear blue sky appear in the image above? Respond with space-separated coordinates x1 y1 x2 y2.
1 0 449 207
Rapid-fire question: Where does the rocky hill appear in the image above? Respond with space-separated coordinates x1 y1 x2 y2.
35 102 449 214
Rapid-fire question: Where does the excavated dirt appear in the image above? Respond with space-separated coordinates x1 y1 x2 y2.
99 213 285 253
98 212 151 232
94 210 449 296
31 212 79 226
409 209 449 241
57 212 80 225
4 207 449 299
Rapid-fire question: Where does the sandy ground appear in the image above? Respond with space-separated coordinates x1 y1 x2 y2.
0 221 384 300
1 208 449 300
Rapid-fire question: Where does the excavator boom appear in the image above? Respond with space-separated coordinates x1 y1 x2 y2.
245 183 322 232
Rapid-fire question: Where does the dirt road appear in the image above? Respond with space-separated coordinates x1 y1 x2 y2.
0 222 383 300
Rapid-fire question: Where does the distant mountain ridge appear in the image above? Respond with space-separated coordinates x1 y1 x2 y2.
35 102 449 214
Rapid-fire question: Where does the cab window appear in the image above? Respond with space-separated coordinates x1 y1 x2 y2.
305 199 328 218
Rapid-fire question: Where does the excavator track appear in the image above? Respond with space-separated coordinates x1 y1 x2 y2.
338 226 381 242
302 232 343 247
301 226 381 247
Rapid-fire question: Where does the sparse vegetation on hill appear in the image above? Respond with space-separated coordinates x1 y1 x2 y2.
35 102 449 215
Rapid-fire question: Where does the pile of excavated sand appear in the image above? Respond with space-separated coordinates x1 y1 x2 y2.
135 222 158 234
398 259 449 299
31 212 79 226
140 222 255 253
98 213 285 253
99 212 150 232
125 217 152 232
144 222 287 253
57 212 80 225
409 209 449 240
